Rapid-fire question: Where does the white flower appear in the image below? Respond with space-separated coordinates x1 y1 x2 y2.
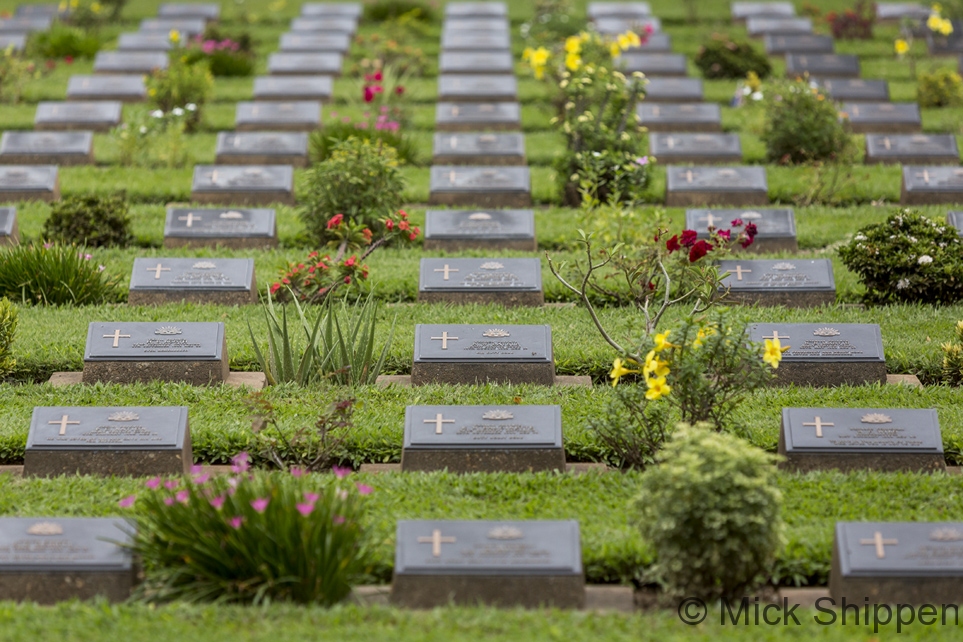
151 110 163 118
896 278 910 290
172 107 184 116
854 234 866 241
742 86 751 96
186 103 197 111
918 255 933 264
751 91 763 101
139 126 147 134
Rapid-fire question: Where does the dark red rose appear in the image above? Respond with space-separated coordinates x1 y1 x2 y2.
680 229 698 247
666 235 680 253
688 240 712 262
717 229 731 241
744 222 758 239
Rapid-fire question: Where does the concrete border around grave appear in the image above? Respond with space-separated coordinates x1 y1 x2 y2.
400 447 566 473
82 335 230 385
0 569 138 604
49 370 267 389
411 362 556 386
0 177 59 202
390 574 585 609
722 290 836 308
416 291 544 307
771 362 888 387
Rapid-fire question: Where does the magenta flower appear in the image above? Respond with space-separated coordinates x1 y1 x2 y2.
164 480 178 490
201 40 216 54
356 483 373 496
329 110 338 118
192 473 210 485
296 502 315 516
228 516 245 529
118 495 136 508
333 515 346 525
303 492 319 503
636 156 649 166
332 465 351 479
731 218 744 227
231 451 250 473
43 242 53 249
250 497 270 513
176 490 190 504
145 477 161 490
209 496 225 510
363 86 375 102
190 464 203 474
717 229 731 241
290 467 305 478
163 497 175 506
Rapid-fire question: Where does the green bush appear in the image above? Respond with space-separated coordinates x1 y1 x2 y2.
917 67 963 107
636 424 783 601
0 298 17 376
125 468 374 604
0 244 121 306
309 120 418 165
942 321 963 385
29 23 102 59
839 210 963 304
363 0 436 23
183 28 255 77
42 194 133 247
147 56 213 131
694 35 772 80
761 79 855 164
301 137 404 243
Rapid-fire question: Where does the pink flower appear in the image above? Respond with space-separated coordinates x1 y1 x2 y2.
333 515 346 525
164 497 175 506
730 218 744 228
231 452 250 473
43 242 53 249
164 480 179 490
192 473 210 484
327 213 344 229
296 503 315 516
201 40 216 54
635 156 649 166
303 492 319 503
209 496 225 510
342 116 352 123
395 86 404 95
373 71 383 81
176 490 190 504
717 229 731 241
251 497 270 513
228 516 245 529
118 495 136 508
386 121 399 132
332 465 351 479
363 86 375 102
356 483 373 496
190 465 203 475
290 467 305 478
145 477 161 489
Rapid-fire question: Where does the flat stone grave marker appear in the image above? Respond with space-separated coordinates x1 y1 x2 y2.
391 520 583 608
429 166 531 207
235 101 321 131
439 51 514 74
719 259 835 307
818 78 889 102
840 102 921 133
432 132 525 165
748 323 886 387
643 78 704 102
786 53 860 77
438 75 518 102
158 3 220 20
215 132 309 167
423 208 535 251
0 34 26 52
128 258 257 305
779 407 944 473
289 17 358 34
686 207 797 252
251 76 332 102
732 1 796 20
0 16 52 32
616 53 688 76
279 32 351 53
440 31 511 50
0 517 135 604
649 133 742 164
875 3 932 21
637 103 720 131
418 258 543 306
93 51 168 74
442 19 509 33
66 75 146 102
25 406 192 477
665 166 768 206
139 18 206 36
588 2 652 19
191 165 295 206
116 32 173 52
436 102 521 131
746 17 812 37
0 165 59 202
445 2 508 18
412 324 555 385
164 207 278 249
593 17 662 35
15 4 62 17
301 2 363 18
35 101 121 132
83 321 228 385
625 32 672 52
0 132 93 166
902 166 963 204
865 134 959 165
267 52 342 76
764 34 834 55
949 211 963 234
0 206 18 245
401 405 563 472
831 521 963 604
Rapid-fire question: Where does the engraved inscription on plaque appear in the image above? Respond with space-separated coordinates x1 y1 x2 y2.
783 408 942 453
836 522 963 575
164 207 276 238
424 209 535 239
129 258 254 291
719 259 834 291
749 323 884 362
420 258 542 291
0 518 132 572
84 322 224 361
404 405 562 449
686 208 796 239
414 324 552 363
27 406 188 450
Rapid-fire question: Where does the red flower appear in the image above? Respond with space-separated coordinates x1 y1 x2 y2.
409 232 417 241
344 276 352 284
270 283 281 294
363 86 375 103
385 219 394 230
344 255 357 268
717 229 731 241
326 213 344 229
373 85 383 94
398 220 409 231
399 209 407 219
688 240 712 262
741 237 755 249
64 55 73 64
362 228 373 242
666 235 680 253
744 222 758 239
374 71 383 81
395 85 405 95
730 218 744 228
680 230 698 247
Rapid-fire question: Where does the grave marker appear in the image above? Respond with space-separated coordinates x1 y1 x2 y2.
748 323 886 387
418 258 543 306
0 206 18 245
665 166 768 206
438 74 518 102
15 4 63 17
442 19 509 33
445 2 508 18
0 132 93 166
0 165 59 202
818 78 890 102
616 53 688 76
267 52 342 76
139 18 206 37
401 405 564 472
128 258 257 305
82 321 228 385
841 102 921 133
431 132 525 165
279 32 351 53
439 52 514 74
391 520 584 608
785 53 860 78
875 3 931 21
948 211 963 234
637 103 721 132
719 259 835 307
251 76 332 102
289 17 358 34
440 32 511 50
901 166 963 204
93 51 168 74
764 34 834 55
0 34 26 52
865 134 959 165
429 166 531 207
746 17 813 36
0 16 52 32
34 101 121 132
158 3 220 20
732 1 796 21
116 33 173 52
215 132 309 167
649 133 742 164
423 208 536 251
643 78 704 102
412 324 555 385
435 102 521 131
588 2 652 19
686 207 797 252
66 75 146 102
593 17 662 35
190 165 295 206
301 2 363 18
625 32 672 52
24 406 192 477
235 101 321 131
163 207 278 249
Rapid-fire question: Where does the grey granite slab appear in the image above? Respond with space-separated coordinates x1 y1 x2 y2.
267 52 342 76
442 19 509 32
139 17 206 36
0 165 58 201
748 323 884 363
116 33 173 52
129 258 254 292
0 518 132 572
746 17 812 36
301 2 362 18
644 78 704 102
438 74 518 102
440 31 511 50
158 3 220 20
439 51 514 74
637 102 720 131
764 34 834 55
84 322 225 361
93 51 168 74
686 207 797 251
865 134 959 165
423 208 535 250
436 102 521 131
190 165 294 203
625 32 672 52
289 17 357 33
445 2 508 18
419 258 541 292
588 2 652 19
35 101 122 132
404 405 562 449
0 131 93 165
949 211 963 234
0 34 26 52
66 75 146 102
215 132 308 166
235 101 321 130
432 132 525 165
27 406 189 451
617 53 687 76
841 102 921 133
279 32 351 53
719 259 835 306
414 324 551 363
818 78 889 102
0 16 52 32
251 76 332 102
782 407 942 454
666 165 768 206
649 133 741 164
0 206 16 244
732 1 796 19
15 4 62 17
593 17 662 34
429 165 531 207
902 166 963 204
164 207 277 243
786 53 860 77
875 3 932 21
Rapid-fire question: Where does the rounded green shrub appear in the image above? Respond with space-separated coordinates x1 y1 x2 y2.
363 0 436 23
42 194 133 247
694 35 771 80
761 79 855 164
0 297 17 376
636 423 783 601
917 68 963 108
0 244 121 305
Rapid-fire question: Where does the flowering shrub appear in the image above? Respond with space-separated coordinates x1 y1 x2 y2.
247 393 354 470
928 3 956 34
351 17 428 77
839 210 963 304
0 298 17 376
363 0 436 23
123 466 374 604
30 22 102 58
110 106 195 167
761 78 856 164
825 0 875 39
310 108 417 165
63 0 124 28
184 35 254 76
42 194 132 247
917 67 963 107
0 45 50 104
0 243 120 305
942 321 963 385
695 35 771 80
147 45 213 131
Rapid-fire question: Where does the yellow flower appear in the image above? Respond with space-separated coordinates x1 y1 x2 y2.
928 13 944 30
763 338 790 369
653 330 676 353
692 326 715 349
643 350 670 378
645 377 671 400
894 39 910 55
939 18 954 35
933 3 943 13
565 36 582 54
91 2 101 12
565 52 582 71
169 29 181 44
522 47 534 62
530 47 550 66
609 357 639 386
617 34 631 50
626 31 641 47
609 41 622 58
69 0 78 7
745 70 761 92
148 88 157 96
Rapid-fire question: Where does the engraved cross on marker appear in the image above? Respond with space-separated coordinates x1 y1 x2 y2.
146 262 171 279
860 531 898 559
424 413 455 434
449 170 458 184
699 212 720 227
683 169 697 183
417 529 457 557
732 265 752 281
430 331 458 349
802 415 834 438
882 137 891 150
449 136 458 149
916 169 930 185
48 414 80 435
178 212 201 227
763 330 790 342
665 136 676 149
102 329 131 348
433 264 459 280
